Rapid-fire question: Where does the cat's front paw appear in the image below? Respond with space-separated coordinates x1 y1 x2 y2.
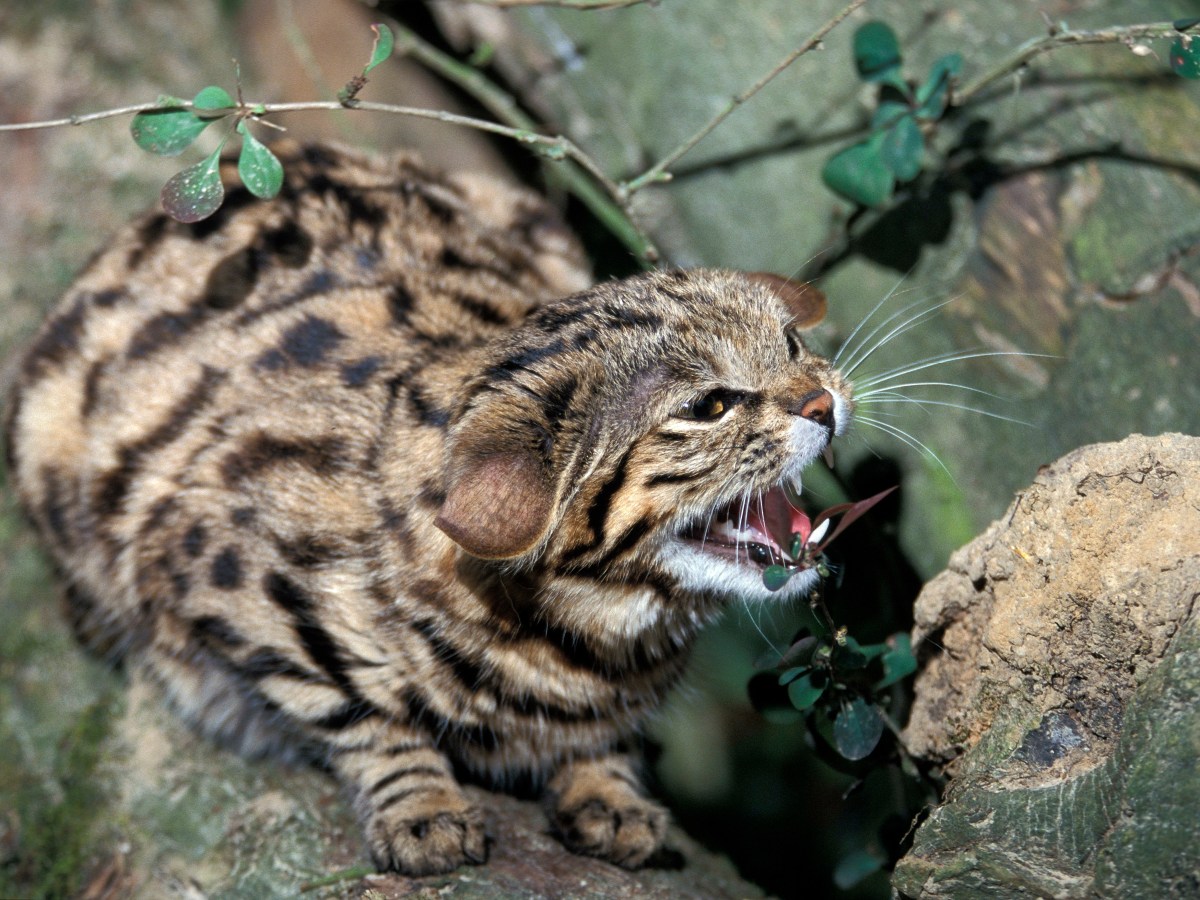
547 758 668 868
365 787 489 876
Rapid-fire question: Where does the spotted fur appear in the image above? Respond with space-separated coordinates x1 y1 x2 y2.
6 143 851 874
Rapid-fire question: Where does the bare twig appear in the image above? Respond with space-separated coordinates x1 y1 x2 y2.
457 0 650 8
622 0 869 195
0 104 171 131
953 21 1183 106
389 21 660 263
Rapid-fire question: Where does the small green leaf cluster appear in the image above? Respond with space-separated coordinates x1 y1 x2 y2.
131 87 281 223
750 626 915 761
822 20 961 208
130 23 394 223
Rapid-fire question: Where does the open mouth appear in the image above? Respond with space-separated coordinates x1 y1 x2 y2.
679 477 896 589
682 482 817 571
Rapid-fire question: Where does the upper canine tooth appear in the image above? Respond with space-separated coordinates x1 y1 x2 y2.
822 445 835 469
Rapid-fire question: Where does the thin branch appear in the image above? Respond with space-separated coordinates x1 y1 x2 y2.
458 0 650 7
0 104 168 131
953 21 1183 106
389 20 661 263
622 0 869 195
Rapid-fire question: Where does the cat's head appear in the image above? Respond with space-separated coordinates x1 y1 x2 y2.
436 268 851 611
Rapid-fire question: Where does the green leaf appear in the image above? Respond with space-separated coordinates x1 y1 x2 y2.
821 137 893 208
1174 17 1200 32
915 52 963 117
236 122 283 199
881 113 924 181
875 632 918 689
161 144 225 223
762 564 793 591
832 697 884 760
130 107 209 157
364 23 395 75
832 639 868 671
778 666 808 686
833 849 885 890
192 85 235 111
786 671 827 711
853 21 902 84
871 99 910 131
1170 37 1200 79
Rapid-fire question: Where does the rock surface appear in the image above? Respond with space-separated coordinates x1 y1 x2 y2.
895 433 1200 899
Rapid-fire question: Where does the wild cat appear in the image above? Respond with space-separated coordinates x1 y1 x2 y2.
6 142 857 874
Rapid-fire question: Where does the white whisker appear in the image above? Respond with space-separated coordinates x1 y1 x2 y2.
858 396 1032 426
838 295 960 378
855 351 1056 391
833 271 917 366
855 414 956 482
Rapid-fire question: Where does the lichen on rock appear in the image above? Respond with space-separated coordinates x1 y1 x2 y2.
895 433 1200 899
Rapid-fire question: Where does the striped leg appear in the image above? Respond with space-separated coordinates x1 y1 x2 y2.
331 724 489 875
545 754 668 868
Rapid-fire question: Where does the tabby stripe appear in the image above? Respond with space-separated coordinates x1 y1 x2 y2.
310 698 381 731
39 467 72 548
405 383 451 428
403 687 498 752
645 461 719 486
263 572 357 694
190 614 246 648
451 293 511 326
125 304 210 360
21 294 88 380
234 269 337 326
578 518 653 573
560 447 634 564
483 338 567 383
374 785 445 816
93 366 226 517
369 765 448 797
411 618 486 689
238 648 326 683
221 433 348 485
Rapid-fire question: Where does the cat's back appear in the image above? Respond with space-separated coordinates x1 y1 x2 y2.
6 142 590 636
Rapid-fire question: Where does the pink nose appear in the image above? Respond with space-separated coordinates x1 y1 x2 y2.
793 389 834 430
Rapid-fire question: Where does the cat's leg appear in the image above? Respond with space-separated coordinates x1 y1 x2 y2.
329 722 490 875
545 753 668 867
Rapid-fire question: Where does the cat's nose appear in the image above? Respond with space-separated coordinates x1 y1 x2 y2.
790 389 835 430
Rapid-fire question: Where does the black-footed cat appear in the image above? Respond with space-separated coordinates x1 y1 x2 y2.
6 143 850 874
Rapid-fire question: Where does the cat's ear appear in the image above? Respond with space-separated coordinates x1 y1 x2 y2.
436 447 555 560
744 272 827 329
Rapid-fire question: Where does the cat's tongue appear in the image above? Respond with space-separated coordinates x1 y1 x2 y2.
751 486 812 557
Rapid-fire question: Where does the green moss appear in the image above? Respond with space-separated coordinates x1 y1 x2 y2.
0 695 120 900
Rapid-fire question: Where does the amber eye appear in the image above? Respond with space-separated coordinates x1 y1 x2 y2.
675 390 740 421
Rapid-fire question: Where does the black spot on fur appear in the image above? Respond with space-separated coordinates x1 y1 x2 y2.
211 546 243 589
182 522 207 558
126 215 170 269
340 356 382 387
231 507 256 526
387 284 415 324
260 220 314 268
81 358 108 419
91 289 126 308
40 467 72 549
201 246 259 310
280 316 345 367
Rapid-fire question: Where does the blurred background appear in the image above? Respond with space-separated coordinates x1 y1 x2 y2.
2 1 1198 897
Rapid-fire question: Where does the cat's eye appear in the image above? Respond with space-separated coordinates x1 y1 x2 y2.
675 390 741 421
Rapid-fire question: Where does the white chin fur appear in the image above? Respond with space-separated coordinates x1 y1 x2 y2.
659 541 822 603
